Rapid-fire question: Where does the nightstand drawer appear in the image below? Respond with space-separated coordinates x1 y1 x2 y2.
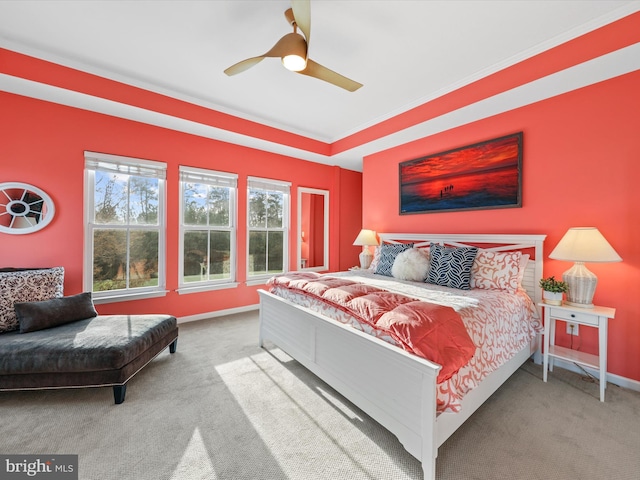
548 308 599 326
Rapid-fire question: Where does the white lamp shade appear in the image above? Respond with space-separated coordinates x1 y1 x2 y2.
353 229 379 246
549 227 621 263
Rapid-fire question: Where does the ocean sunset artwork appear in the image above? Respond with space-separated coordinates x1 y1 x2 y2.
399 133 522 214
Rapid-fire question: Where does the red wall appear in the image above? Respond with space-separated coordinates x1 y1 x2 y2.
0 91 362 318
337 168 364 271
362 69 640 383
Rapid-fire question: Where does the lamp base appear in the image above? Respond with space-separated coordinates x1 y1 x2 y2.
359 248 373 270
563 262 597 308
564 301 595 309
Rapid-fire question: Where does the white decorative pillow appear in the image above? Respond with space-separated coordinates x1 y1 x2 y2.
0 267 65 333
391 248 430 282
470 250 522 293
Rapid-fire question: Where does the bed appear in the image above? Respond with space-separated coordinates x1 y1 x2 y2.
258 233 546 479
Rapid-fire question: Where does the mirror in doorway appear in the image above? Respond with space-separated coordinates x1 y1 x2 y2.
298 187 328 271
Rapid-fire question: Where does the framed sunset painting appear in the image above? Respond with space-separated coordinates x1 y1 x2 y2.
399 132 523 214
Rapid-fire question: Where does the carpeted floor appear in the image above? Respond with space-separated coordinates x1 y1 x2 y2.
1 311 638 480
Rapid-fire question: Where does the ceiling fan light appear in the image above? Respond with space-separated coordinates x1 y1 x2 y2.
282 54 307 72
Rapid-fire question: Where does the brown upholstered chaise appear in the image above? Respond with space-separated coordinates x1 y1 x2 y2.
0 314 178 404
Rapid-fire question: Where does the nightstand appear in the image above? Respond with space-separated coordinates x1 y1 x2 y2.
539 302 615 401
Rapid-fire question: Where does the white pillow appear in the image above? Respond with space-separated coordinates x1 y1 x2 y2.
391 248 430 282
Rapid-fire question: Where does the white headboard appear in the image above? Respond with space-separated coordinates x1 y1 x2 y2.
377 233 547 306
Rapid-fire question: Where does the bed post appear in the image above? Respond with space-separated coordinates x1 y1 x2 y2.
421 371 438 480
258 305 265 348
532 235 546 364
533 235 545 308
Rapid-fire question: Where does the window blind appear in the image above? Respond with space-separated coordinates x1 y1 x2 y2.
247 176 290 193
180 166 237 188
85 152 166 179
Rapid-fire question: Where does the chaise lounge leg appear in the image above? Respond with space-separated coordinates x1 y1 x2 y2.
169 339 177 354
113 384 126 404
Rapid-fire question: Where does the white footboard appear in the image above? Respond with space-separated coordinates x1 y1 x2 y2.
259 289 441 480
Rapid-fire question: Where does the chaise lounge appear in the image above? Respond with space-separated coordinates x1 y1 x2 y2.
0 267 178 404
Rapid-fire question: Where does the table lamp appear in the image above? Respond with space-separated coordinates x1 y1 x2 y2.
353 229 379 269
549 227 622 308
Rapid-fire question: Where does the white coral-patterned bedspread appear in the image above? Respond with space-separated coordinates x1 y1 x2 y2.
269 270 542 413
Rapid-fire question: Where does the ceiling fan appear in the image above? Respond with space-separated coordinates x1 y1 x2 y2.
224 0 363 92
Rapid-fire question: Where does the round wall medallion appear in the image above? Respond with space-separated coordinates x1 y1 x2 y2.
0 182 55 235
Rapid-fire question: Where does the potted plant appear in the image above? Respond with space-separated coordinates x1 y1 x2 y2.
539 276 569 305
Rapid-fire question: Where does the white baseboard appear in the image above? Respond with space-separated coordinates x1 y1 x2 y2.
549 358 640 393
177 304 259 324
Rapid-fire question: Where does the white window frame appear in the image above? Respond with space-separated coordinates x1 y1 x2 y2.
246 176 290 286
83 151 167 304
178 166 238 294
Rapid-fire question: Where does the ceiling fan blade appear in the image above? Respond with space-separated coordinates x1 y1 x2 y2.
298 59 363 92
224 33 305 76
291 0 311 45
224 56 265 76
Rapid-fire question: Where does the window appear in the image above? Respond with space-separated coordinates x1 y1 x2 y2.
84 152 166 302
179 166 237 292
247 177 290 283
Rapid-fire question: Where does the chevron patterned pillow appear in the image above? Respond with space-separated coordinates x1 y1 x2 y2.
426 243 478 290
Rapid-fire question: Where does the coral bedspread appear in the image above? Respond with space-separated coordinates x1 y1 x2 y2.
268 270 541 413
269 272 476 383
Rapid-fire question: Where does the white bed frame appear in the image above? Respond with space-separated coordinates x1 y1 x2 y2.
258 233 546 479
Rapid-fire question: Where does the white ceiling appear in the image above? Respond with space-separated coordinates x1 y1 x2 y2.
1 0 638 167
